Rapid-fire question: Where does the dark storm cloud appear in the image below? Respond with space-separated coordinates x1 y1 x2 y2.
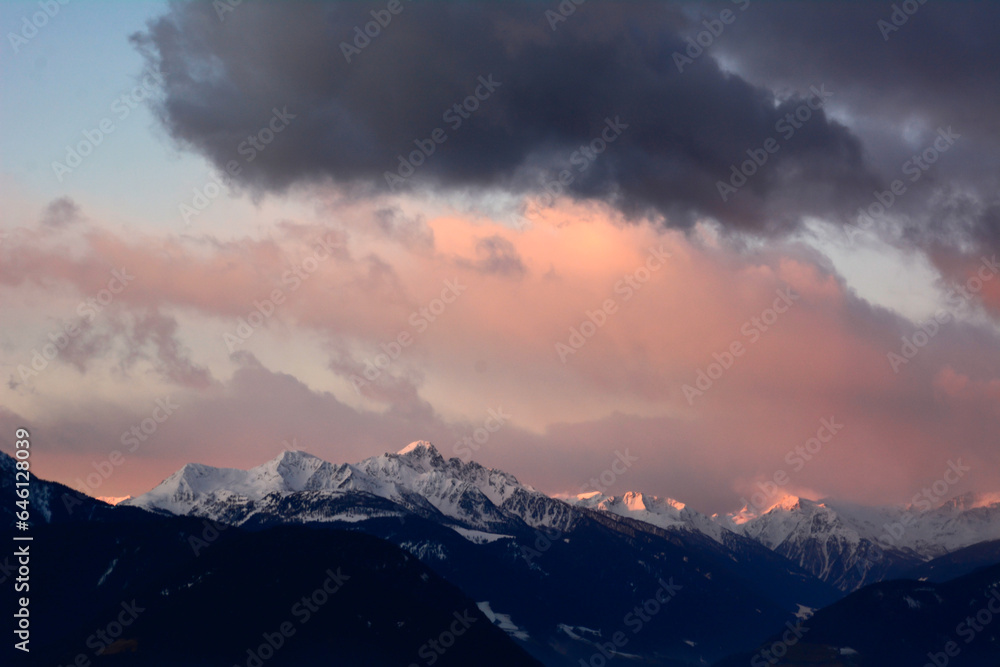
716 1 1000 137
133 1 882 235
714 1 1000 250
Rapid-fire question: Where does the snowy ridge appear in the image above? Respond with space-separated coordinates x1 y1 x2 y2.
125 450 340 512
125 442 575 536
706 494 1000 590
719 495 1000 560
575 490 1000 591
124 446 1000 592
568 491 727 543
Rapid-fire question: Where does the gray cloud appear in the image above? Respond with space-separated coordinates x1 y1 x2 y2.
713 1 1000 252
50 308 212 389
468 235 526 277
133 1 882 235
41 197 82 228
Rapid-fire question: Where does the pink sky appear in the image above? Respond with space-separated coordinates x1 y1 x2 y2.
3 195 999 514
4 1 1000 516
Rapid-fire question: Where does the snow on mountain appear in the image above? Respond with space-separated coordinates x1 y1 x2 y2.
397 440 433 455
568 491 727 543
124 445 1000 593
874 493 1000 557
709 493 1000 590
722 494 1000 561
125 450 339 514
124 442 574 537
728 500 853 554
712 496 916 590
713 493 802 528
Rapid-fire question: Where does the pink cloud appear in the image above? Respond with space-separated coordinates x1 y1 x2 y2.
3 203 1000 513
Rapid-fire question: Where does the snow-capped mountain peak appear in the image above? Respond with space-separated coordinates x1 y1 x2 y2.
251 449 333 491
121 446 1000 594
397 440 438 456
125 444 574 535
716 493 805 527
934 491 1000 512
568 491 726 542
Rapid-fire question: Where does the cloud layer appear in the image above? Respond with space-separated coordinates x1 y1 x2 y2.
134 1 882 234
4 199 1000 512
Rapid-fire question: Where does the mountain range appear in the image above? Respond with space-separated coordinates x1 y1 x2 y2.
124 443 1000 594
7 443 1000 665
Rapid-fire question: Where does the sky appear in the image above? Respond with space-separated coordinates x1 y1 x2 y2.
2 0 999 515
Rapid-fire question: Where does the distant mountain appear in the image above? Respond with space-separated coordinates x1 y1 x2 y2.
902 538 1000 583
711 493 1000 591
96 495 132 505
711 496 922 591
126 443 574 535
715 561 1000 667
125 450 1000 595
554 486 1000 594
125 443 840 665
568 490 727 542
20 443 1000 665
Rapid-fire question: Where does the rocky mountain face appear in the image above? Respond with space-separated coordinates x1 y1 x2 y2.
713 493 1000 591
125 446 1000 597
122 444 839 665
